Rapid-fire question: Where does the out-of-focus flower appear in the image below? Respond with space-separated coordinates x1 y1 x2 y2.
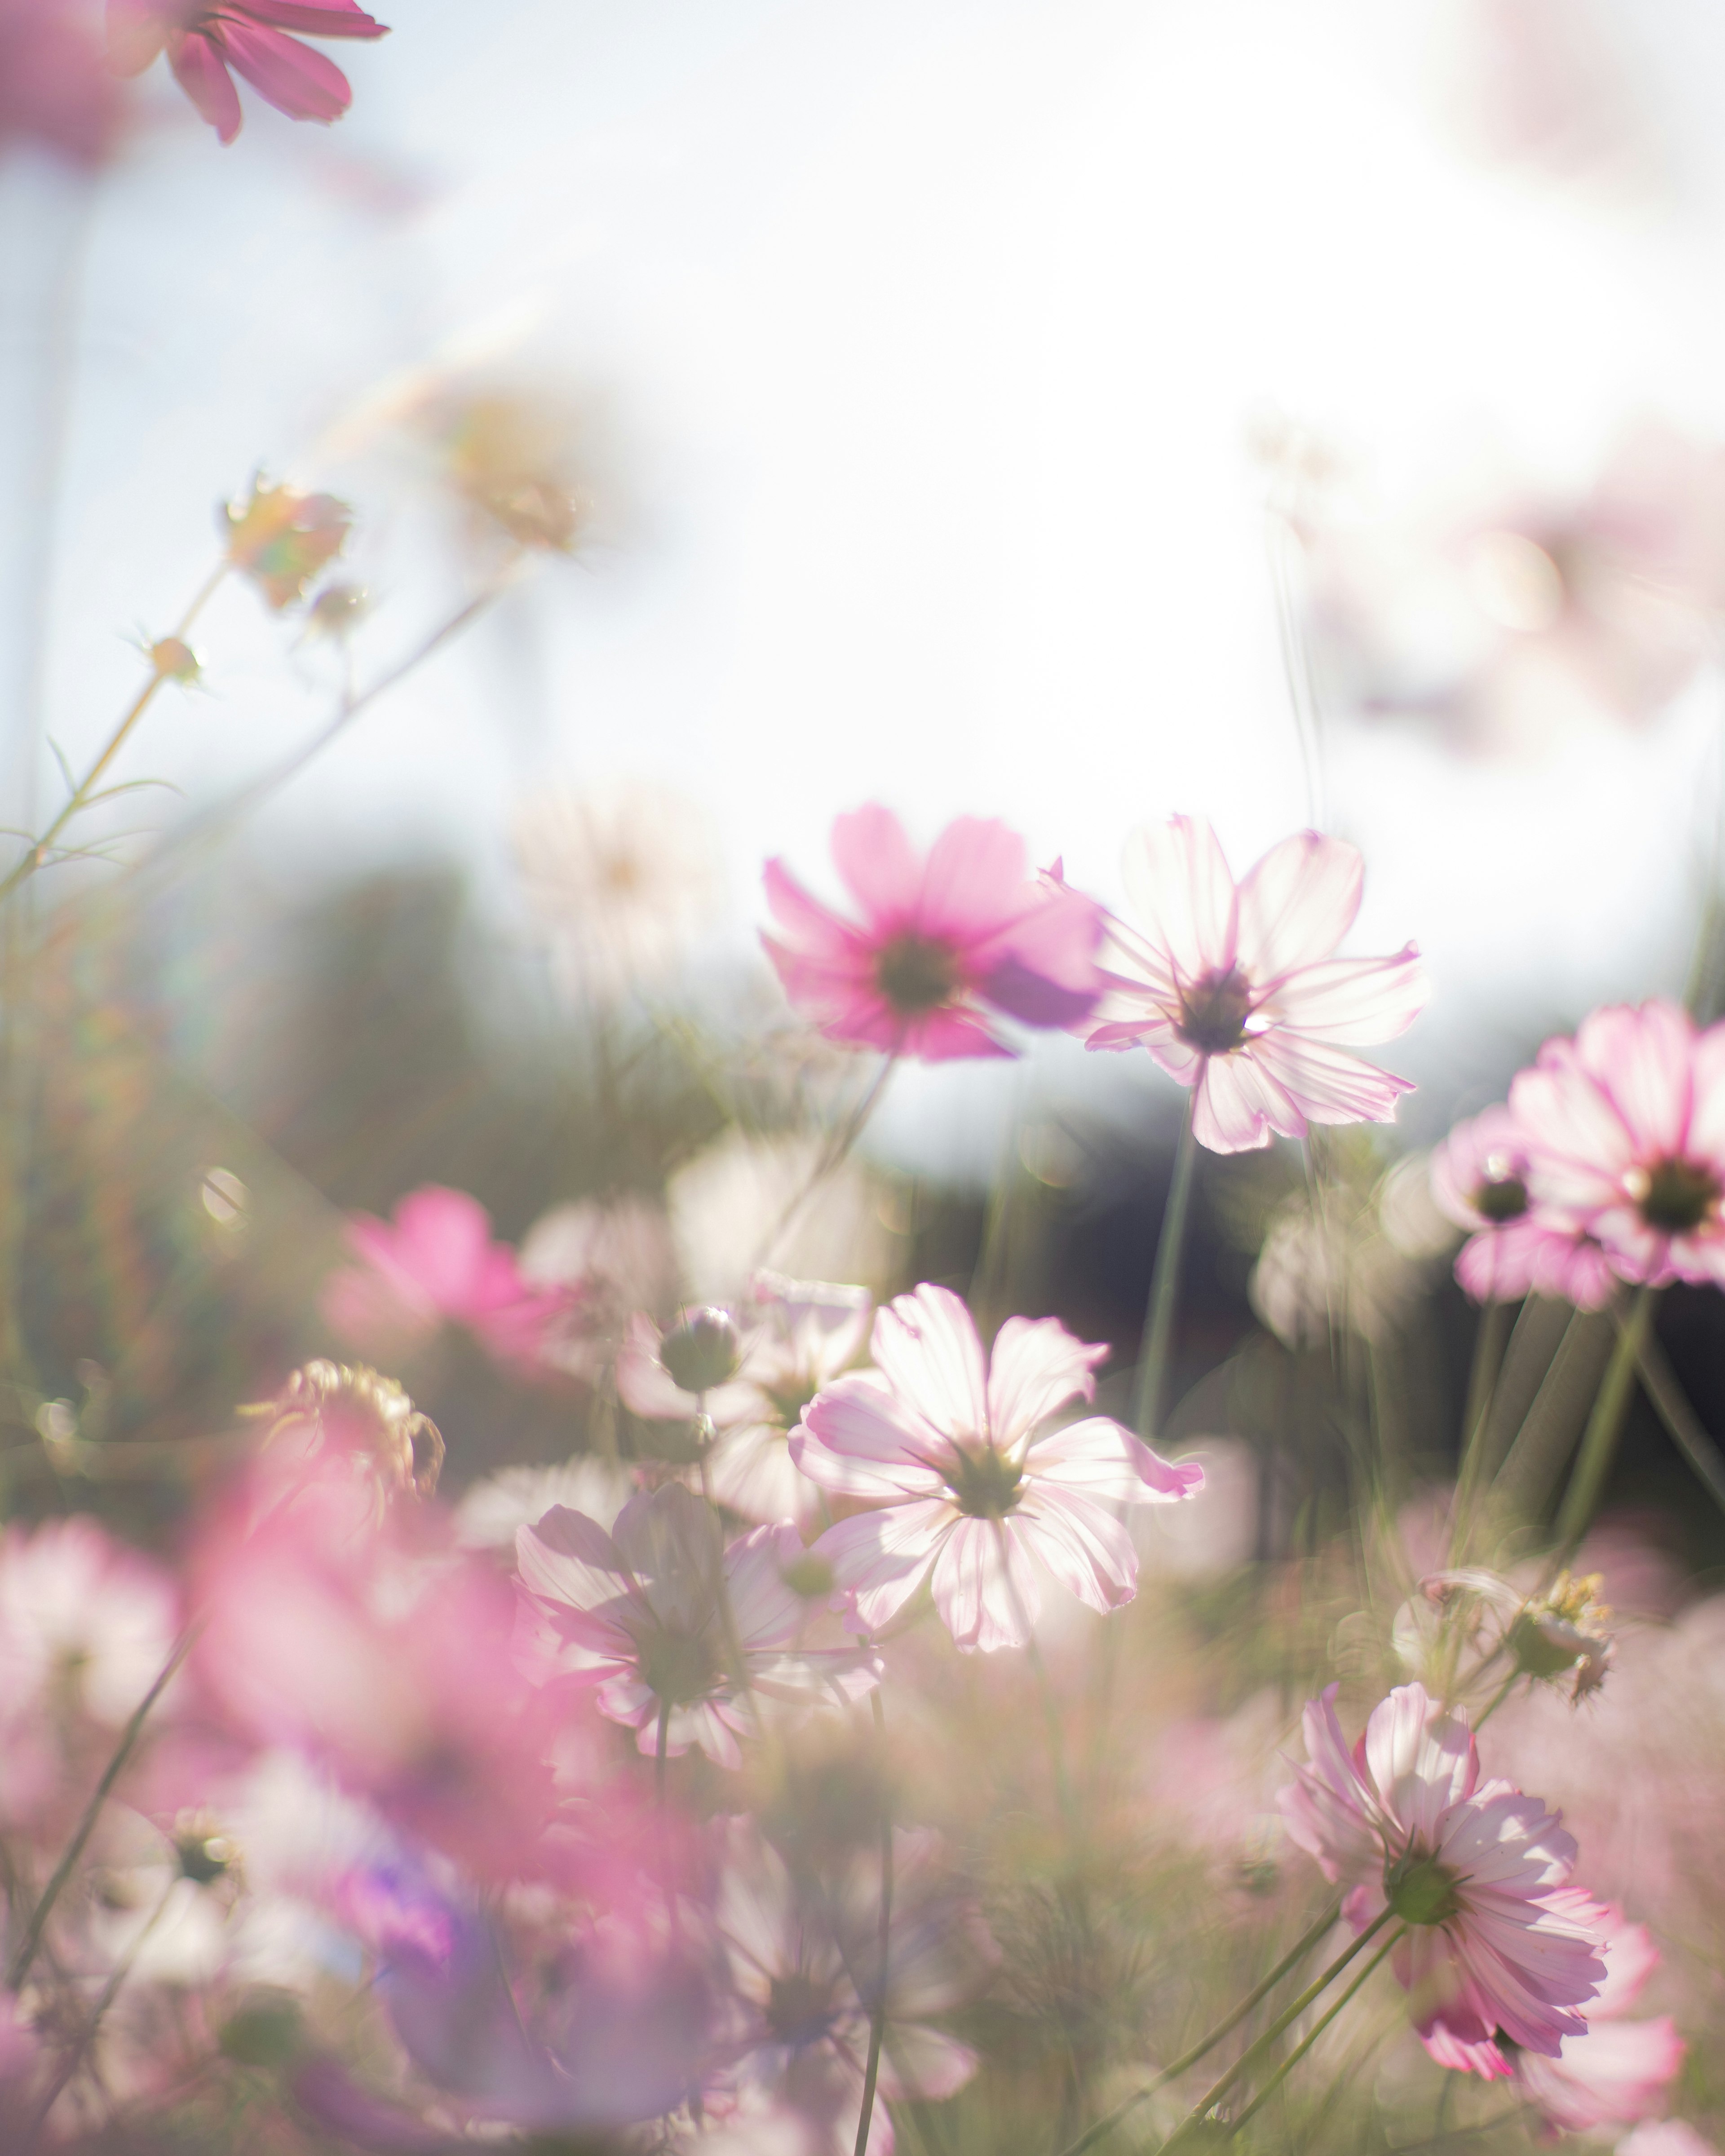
1278 1681 1607 2077
514 779 722 1005
1082 817 1427 1153
244 1357 444 1502
219 476 351 605
619 1276 871 1526
792 1285 1202 1652
706 1818 989 2155
1509 1905 1682 2133
0 1515 179 1728
320 1184 580 1375
1250 1183 1425 1347
1432 1103 1552 1301
108 0 388 146
762 806 1104 1061
514 1485 880 1769
1392 1568 1614 1708
1620 2125 1722 2156
433 389 597 552
1299 430 1725 750
1 0 116 162
669 1130 898 1303
455 1457 633 1551
1511 1000 1725 1293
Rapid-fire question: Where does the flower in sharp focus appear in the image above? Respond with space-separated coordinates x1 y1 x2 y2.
705 1817 987 2155
514 779 722 1005
1509 1904 1683 2133
1510 999 1725 1291
761 805 1104 1061
618 1275 872 1527
1277 1681 1607 2077
220 476 352 606
2 0 119 163
1082 817 1429 1153
320 1184 581 1377
513 1485 881 1769
791 1284 1203 1652
108 0 388 146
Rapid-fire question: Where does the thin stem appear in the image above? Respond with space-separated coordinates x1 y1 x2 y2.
26 1874 179 2145
852 1688 893 2156
1624 1317 1725 1521
1491 1307 1616 1520
1554 1286 1656 1555
0 563 228 904
755 1058 895 1274
1132 1099 1198 1441
1472 1668 1524 1732
655 1698 671 1808
6 1625 197 1990
1449 1299 1511 1563
1226 1928 1402 2135
1053 1896 1343 2156
1165 1907 1394 2140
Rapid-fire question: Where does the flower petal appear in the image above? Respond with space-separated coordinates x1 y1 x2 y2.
1120 815 1238 983
1235 830 1363 981
870 1286 990 1446
984 1316 1104 1448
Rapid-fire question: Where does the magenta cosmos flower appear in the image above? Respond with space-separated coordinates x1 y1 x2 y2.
108 0 387 146
790 1285 1202 1652
1081 816 1429 1153
1278 1682 1607 2078
321 1184 579 1374
1431 1103 1618 1308
761 805 1104 1061
1510 999 1725 1292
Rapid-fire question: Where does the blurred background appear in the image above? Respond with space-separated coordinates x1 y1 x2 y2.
7 0 1725 1548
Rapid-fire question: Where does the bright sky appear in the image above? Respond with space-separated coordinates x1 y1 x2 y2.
4 0 1725 1170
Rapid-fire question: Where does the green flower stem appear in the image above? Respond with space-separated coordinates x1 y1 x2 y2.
1554 1286 1657 1555
1052 1896 1343 2156
1624 1316 1725 1522
1448 1298 1511 1562
852 1687 894 2156
1225 1926 1402 2136
1161 1907 1394 2144
6 1624 197 1991
1132 1100 1199 1442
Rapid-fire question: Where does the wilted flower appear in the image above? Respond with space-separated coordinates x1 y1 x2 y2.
620 1275 872 1526
108 0 389 146
514 780 722 1005
1081 817 1428 1153
1509 1905 1683 2133
1511 999 1725 1291
706 1818 988 2155
762 806 1104 1061
1278 1681 1607 2076
1 0 116 163
320 1184 580 1375
792 1285 1202 1651
220 476 351 607
244 1357 444 1502
513 1485 880 1769
434 389 597 551
1392 1568 1614 1707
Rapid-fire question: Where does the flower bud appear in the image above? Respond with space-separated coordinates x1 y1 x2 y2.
223 477 352 610
150 636 202 683
307 582 369 638
659 1307 742 1395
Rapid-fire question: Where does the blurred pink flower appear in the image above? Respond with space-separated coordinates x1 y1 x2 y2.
321 1184 580 1375
108 0 388 146
513 1485 880 1770
761 805 1104 1061
1081 817 1428 1153
1278 1682 1606 2077
1431 1104 1551 1301
707 1818 988 2155
1510 1905 1683 2133
619 1273 873 1526
792 1285 1201 1652
1620 2126 1722 2156
0 1515 179 1727
1512 1000 1725 1291
1 0 118 162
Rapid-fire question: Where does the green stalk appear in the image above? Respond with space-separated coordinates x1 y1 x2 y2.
1132 1100 1199 1441
1625 1318 1725 1522
1554 1287 1656 1554
1448 1298 1510 1562
1225 1928 1402 2134
1052 1897 1343 2156
852 1688 894 2156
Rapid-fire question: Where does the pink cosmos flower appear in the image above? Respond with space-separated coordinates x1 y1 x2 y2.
619 1273 873 1526
706 1818 988 2156
1510 1000 1725 1291
1510 1906 1683 2133
107 0 387 146
761 805 1104 1061
321 1184 580 1375
790 1285 1202 1652
513 1485 880 1770
1620 2127 1722 2156
1081 817 1429 1153
1278 1682 1607 2077
1432 1104 1557 1302
2 0 118 162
